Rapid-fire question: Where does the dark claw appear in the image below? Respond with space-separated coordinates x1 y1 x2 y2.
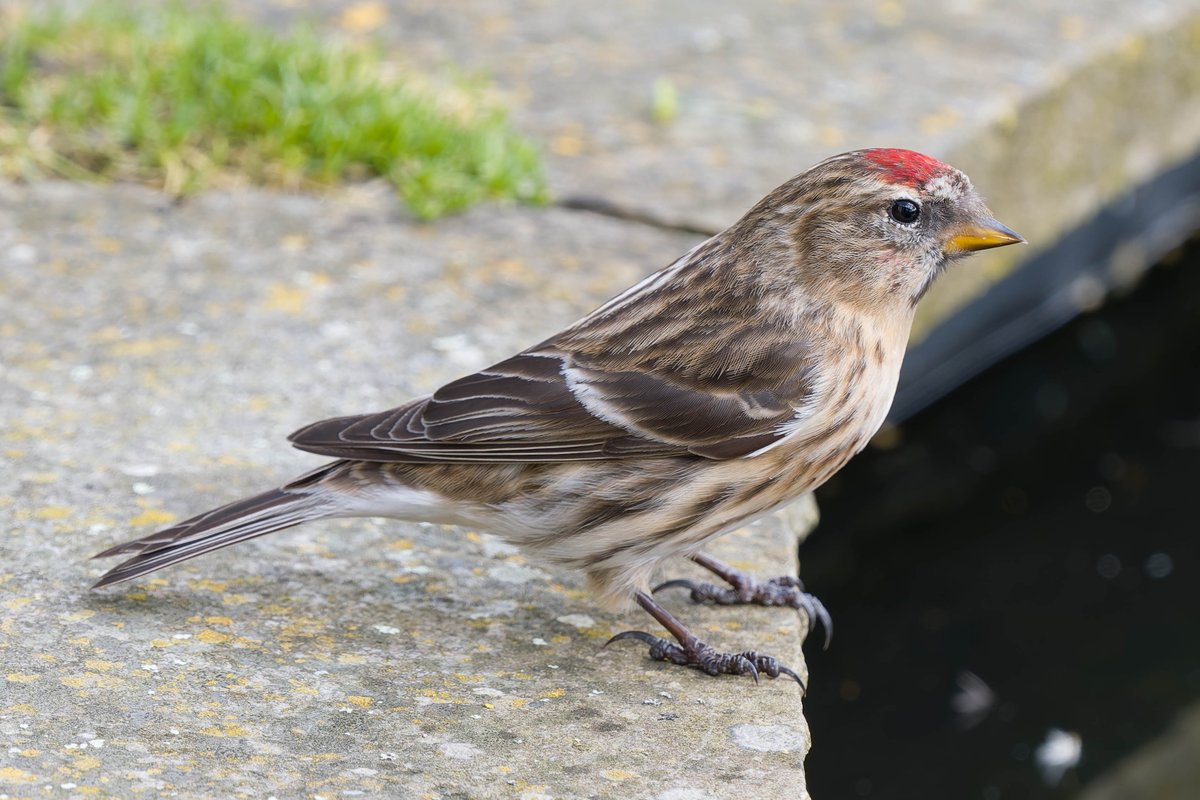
740 651 807 691
736 655 760 684
652 578 700 594
777 664 805 687
606 629 692 667
809 597 834 651
604 629 661 648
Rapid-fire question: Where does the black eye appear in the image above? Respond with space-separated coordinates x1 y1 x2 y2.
889 199 920 224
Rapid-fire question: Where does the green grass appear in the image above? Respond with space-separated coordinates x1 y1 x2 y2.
0 3 546 218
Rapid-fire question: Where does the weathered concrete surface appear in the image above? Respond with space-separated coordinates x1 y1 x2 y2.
0 183 818 799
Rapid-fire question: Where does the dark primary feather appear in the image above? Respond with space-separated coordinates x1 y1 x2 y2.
287 349 809 463
289 238 820 465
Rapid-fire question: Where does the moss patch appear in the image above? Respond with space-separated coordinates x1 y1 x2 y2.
0 2 546 218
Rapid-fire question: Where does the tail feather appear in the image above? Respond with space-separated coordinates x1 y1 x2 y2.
92 488 334 588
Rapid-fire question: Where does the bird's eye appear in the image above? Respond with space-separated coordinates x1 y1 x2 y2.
889 199 921 224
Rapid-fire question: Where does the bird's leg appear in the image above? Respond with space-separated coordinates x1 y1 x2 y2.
654 552 832 649
607 591 805 688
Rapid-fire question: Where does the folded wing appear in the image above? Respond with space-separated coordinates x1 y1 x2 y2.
289 340 816 463
291 238 820 464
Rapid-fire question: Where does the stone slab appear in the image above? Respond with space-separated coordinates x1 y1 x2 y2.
0 183 818 799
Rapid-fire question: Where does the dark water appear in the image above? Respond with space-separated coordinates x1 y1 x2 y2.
802 241 1200 799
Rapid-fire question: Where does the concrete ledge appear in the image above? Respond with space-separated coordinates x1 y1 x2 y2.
0 184 816 798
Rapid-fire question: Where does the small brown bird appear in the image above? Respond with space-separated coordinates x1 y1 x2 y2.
93 149 1022 684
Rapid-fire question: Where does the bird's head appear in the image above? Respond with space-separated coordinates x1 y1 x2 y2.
744 148 1023 309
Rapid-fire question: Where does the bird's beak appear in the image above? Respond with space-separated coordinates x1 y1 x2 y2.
946 217 1025 253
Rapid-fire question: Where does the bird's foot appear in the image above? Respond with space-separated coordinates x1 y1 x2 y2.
607 630 804 687
654 552 832 648
606 591 805 689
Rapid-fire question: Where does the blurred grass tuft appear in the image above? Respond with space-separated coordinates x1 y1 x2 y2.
0 2 546 218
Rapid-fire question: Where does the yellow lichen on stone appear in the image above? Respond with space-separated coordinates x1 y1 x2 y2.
34 505 72 519
339 0 388 33
0 766 38 783
61 673 126 690
6 673 40 683
278 233 310 252
196 630 231 645
1058 15 1086 41
262 283 308 314
550 132 584 157
874 0 905 26
108 336 182 358
129 508 177 527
